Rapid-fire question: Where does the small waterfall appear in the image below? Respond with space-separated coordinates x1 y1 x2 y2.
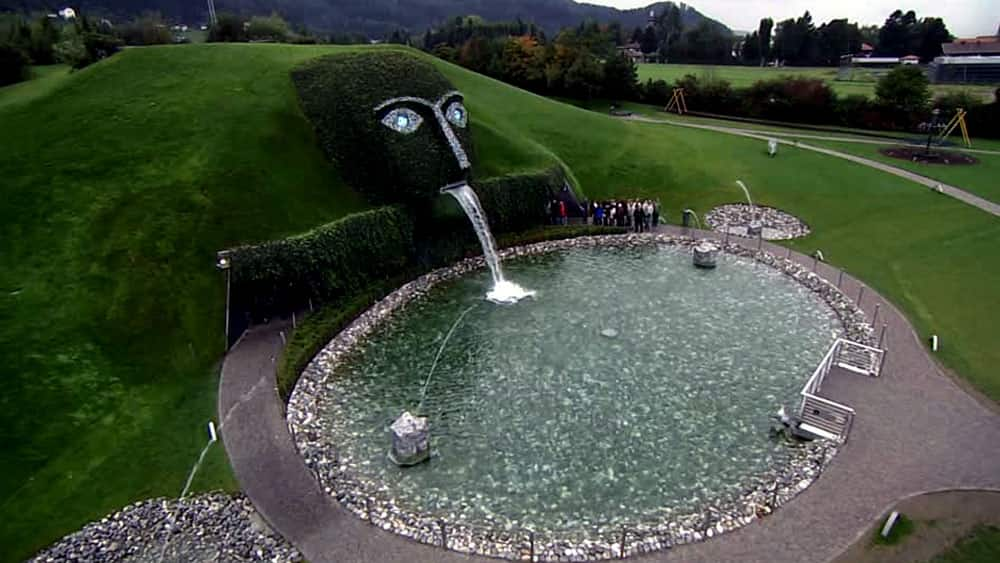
443 182 534 304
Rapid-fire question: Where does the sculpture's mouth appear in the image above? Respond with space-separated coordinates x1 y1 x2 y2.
440 180 468 194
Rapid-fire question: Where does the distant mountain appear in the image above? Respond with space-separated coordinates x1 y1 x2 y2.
0 1 731 38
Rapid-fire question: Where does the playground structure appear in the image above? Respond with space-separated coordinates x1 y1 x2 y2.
665 88 688 115
937 108 972 148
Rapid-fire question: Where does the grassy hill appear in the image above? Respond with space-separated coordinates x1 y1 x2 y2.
1 44 998 560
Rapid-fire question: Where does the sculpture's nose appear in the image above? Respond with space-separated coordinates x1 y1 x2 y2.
433 108 470 171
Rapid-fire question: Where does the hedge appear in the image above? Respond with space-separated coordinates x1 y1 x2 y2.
474 166 567 233
292 51 475 205
230 206 414 319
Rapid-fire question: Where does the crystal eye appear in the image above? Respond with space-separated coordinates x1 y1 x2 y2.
381 108 423 134
445 101 467 128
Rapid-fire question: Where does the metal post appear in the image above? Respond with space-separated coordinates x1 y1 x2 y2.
837 270 844 289
879 346 889 375
620 528 627 559
872 304 880 327
879 323 888 348
292 311 297 329
856 286 866 306
757 232 763 251
224 269 231 351
366 497 372 523
529 531 535 562
439 519 447 548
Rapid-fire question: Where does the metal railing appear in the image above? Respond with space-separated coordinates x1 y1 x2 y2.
797 338 884 443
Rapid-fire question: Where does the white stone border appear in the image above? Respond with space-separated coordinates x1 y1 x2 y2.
287 234 873 560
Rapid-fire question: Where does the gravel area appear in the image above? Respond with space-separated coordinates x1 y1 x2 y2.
705 204 811 240
30 493 300 563
286 233 872 560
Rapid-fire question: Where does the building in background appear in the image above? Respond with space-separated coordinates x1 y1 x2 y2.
930 35 1000 84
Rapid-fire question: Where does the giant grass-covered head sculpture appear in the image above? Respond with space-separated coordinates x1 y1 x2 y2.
292 51 472 204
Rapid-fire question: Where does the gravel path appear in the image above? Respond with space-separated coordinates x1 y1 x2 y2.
219 230 1000 562
625 115 1000 217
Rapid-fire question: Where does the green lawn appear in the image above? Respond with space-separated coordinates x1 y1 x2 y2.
932 526 1000 563
0 64 72 111
0 45 374 560
1 43 999 561
637 63 998 101
806 138 1000 204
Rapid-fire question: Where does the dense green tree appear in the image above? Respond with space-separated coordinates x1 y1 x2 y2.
913 17 951 62
817 19 862 65
757 18 773 65
740 31 761 65
602 52 637 101
876 65 930 114
247 14 290 42
500 35 545 90
207 12 247 43
639 26 658 54
0 42 28 86
878 9 917 56
674 21 732 64
562 52 603 99
773 12 818 66
118 12 173 46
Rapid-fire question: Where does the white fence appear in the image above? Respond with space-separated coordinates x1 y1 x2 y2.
796 338 885 442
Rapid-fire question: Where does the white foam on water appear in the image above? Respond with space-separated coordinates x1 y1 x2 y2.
443 182 534 304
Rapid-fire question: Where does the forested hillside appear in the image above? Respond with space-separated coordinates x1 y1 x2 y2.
0 0 729 37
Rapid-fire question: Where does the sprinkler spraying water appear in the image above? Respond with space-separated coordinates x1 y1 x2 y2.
735 180 762 237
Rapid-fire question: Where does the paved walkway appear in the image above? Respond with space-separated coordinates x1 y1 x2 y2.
219 230 1000 563
626 115 1000 217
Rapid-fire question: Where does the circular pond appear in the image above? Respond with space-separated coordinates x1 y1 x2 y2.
300 243 842 540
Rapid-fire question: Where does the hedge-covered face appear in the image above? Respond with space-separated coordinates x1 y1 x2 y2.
293 51 474 204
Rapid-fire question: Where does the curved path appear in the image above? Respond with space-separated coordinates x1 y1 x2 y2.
219 229 1000 563
625 114 1000 218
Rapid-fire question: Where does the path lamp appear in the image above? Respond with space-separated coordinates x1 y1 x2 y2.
216 250 232 351
925 108 941 158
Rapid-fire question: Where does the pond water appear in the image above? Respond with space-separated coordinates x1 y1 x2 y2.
318 245 841 532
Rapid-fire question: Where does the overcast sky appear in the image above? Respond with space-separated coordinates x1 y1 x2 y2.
588 1 998 37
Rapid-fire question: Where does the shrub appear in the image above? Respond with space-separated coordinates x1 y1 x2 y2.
292 51 475 205
230 206 415 319
118 14 173 46
474 167 567 233
0 42 29 87
207 13 247 43
876 65 930 118
743 77 837 124
246 14 290 42
674 73 735 113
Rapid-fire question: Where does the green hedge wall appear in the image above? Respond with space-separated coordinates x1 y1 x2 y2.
230 206 414 318
292 51 474 205
474 166 566 233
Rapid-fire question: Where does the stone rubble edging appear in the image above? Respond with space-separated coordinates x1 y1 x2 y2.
705 204 812 241
29 493 300 563
286 234 874 561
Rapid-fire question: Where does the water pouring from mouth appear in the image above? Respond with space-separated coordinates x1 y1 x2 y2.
441 181 535 304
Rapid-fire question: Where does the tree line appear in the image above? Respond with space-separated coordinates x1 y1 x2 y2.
739 9 950 66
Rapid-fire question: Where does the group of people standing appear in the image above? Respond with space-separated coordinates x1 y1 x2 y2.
588 200 661 232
